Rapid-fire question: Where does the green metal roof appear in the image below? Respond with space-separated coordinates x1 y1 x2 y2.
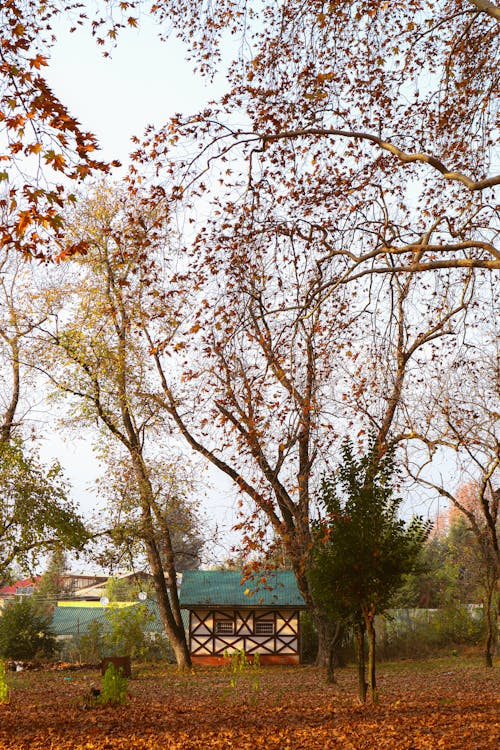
51 601 188 636
179 570 306 609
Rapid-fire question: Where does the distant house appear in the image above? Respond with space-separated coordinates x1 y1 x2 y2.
0 577 41 609
0 573 107 611
69 571 153 602
58 573 108 597
179 570 306 665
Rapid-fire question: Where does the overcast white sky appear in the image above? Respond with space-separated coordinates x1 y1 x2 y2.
35 17 240 569
46 15 222 166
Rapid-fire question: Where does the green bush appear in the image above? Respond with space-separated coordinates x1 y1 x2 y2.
300 611 319 664
430 605 484 646
0 598 56 660
376 606 485 660
99 662 128 706
58 607 174 664
0 661 9 703
140 632 176 663
61 619 105 663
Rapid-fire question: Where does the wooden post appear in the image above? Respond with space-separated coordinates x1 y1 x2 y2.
101 656 131 678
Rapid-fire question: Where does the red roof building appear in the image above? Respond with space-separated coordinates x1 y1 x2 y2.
0 576 41 608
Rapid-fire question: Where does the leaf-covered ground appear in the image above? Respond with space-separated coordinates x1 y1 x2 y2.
1 657 498 749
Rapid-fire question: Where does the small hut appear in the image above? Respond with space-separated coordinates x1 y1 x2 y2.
179 569 306 665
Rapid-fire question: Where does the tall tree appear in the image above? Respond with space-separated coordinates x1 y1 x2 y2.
0 1 118 258
0 250 86 575
445 500 498 655
32 545 67 615
123 1 497 668
134 0 499 277
405 286 499 664
0 249 47 443
1 1 498 275
418 479 499 667
38 185 192 668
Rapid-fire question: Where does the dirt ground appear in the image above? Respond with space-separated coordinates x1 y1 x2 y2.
0 656 499 749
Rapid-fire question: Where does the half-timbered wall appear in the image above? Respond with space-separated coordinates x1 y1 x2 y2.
189 608 301 664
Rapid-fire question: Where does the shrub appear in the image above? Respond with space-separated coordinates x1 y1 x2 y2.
99 662 128 706
300 611 319 664
0 661 9 703
141 632 176 663
0 598 56 660
376 606 485 660
63 619 105 663
58 608 174 664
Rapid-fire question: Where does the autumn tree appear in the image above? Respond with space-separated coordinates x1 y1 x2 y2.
394 491 498 661
392 523 476 611
118 1 498 665
138 199 472 671
0 439 87 578
2 1 496 674
0 1 120 259
0 248 87 575
0 248 55 444
448 481 500 608
37 184 192 668
419 480 499 667
1 1 497 274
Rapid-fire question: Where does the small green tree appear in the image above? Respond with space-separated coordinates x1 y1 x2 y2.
103 604 154 659
392 534 456 610
104 576 137 603
33 546 68 616
309 438 431 702
76 619 104 663
0 598 56 660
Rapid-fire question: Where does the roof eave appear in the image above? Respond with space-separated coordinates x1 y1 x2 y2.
180 602 307 609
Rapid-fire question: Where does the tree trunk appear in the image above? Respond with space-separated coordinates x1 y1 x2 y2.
131 453 192 670
143 532 192 670
168 622 192 669
365 612 377 703
291 560 343 678
483 582 496 668
354 621 367 703
313 610 343 682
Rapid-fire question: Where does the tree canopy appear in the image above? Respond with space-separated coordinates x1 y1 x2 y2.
0 439 87 578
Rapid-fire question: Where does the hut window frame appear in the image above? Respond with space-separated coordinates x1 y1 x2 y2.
255 620 274 635
215 620 234 635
